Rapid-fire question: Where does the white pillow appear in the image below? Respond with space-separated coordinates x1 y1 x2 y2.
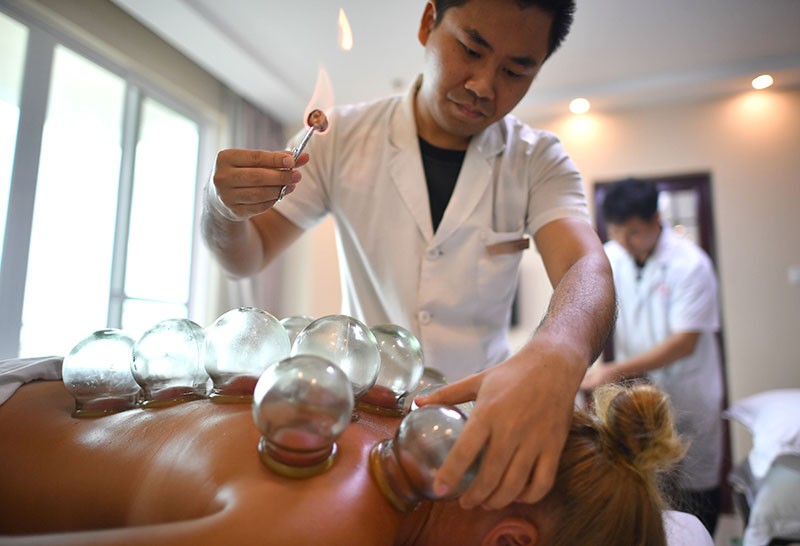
742 455 800 546
723 389 800 479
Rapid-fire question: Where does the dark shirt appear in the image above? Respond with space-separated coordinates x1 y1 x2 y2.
418 137 466 232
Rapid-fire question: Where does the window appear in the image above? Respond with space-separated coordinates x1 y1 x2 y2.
121 98 200 335
20 45 125 357
0 8 206 358
0 12 28 271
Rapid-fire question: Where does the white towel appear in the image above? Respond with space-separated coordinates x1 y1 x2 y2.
663 510 715 546
0 356 63 406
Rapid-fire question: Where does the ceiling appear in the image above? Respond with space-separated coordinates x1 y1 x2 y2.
112 0 800 130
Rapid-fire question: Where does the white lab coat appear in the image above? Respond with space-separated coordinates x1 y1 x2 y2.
277 77 589 381
605 226 724 490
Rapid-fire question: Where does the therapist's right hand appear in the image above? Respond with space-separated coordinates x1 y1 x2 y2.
209 148 309 222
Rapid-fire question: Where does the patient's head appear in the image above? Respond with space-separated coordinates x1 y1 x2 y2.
430 383 687 546
539 383 686 545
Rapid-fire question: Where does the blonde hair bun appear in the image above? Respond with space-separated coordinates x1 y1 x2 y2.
593 382 687 474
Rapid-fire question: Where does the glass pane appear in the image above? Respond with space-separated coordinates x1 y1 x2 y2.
19 45 125 357
659 189 699 245
0 13 28 270
124 98 198 305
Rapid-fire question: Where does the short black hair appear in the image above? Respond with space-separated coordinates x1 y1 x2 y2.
432 0 576 59
601 179 660 224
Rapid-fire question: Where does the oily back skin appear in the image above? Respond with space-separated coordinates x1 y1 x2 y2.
0 377 700 546
0 380 418 546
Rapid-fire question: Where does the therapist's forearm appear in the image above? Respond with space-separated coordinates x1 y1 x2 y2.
201 200 267 278
612 332 700 378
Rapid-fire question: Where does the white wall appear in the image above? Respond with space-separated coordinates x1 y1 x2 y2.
527 88 800 462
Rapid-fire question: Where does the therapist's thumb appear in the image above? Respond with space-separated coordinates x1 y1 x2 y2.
414 373 482 407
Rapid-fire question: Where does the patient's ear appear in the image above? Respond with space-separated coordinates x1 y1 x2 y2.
481 517 538 546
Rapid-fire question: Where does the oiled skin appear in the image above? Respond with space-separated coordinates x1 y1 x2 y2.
0 381 422 546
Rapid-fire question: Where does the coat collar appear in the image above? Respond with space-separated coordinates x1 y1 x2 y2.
649 222 679 266
387 75 506 244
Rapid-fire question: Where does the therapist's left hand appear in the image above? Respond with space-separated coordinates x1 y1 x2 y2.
414 341 584 510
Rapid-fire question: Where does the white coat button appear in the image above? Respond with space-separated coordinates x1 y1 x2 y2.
426 248 442 260
418 310 431 325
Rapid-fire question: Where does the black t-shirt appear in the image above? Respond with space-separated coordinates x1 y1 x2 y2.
418 137 466 232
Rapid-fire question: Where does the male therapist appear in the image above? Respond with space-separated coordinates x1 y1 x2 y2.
581 178 724 533
203 0 615 511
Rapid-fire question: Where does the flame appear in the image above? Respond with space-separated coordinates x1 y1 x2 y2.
338 8 353 51
304 66 334 134
298 8 352 134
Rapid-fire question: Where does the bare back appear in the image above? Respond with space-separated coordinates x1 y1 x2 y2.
0 381 404 546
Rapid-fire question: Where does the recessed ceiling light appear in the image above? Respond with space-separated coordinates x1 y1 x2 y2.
751 74 774 90
569 97 590 115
